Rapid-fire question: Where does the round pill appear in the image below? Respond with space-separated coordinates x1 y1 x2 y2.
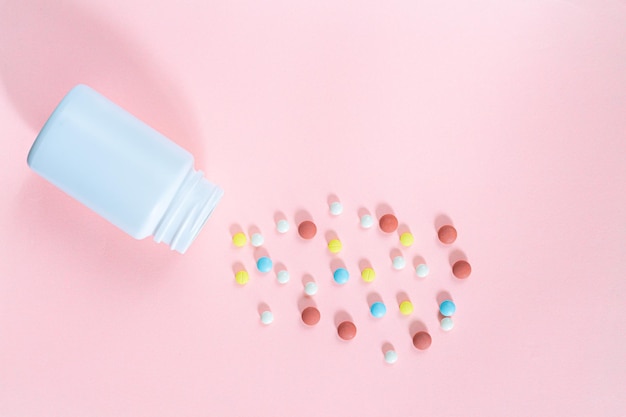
399 232 414 247
360 214 374 229
276 219 290 233
452 260 472 279
329 202 343 216
384 350 398 364
260 311 273 325
370 302 387 318
392 256 406 270
333 268 349 285
438 225 457 244
234 270 249 285
327 239 342 254
440 317 454 331
250 233 264 247
256 256 273 273
412 331 432 350
361 267 376 283
415 264 429 278
276 270 290 284
232 232 247 247
298 220 317 239
304 281 318 296
337 321 357 340
439 300 456 317
301 306 320 326
379 214 398 233
399 300 413 315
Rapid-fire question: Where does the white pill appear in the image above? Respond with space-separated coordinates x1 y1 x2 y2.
392 256 406 270
440 317 454 331
304 282 318 296
416 263 429 278
329 201 343 216
360 214 374 229
276 219 290 233
276 270 290 284
250 233 264 247
260 311 274 325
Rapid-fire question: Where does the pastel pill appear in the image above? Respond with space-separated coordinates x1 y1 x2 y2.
379 214 398 233
452 260 471 279
327 239 342 254
438 225 457 244
301 306 320 326
412 331 432 350
337 321 357 340
298 220 317 239
333 268 349 285
256 256 273 273
232 232 247 247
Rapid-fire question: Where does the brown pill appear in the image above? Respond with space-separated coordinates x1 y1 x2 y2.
298 220 317 239
437 225 457 244
379 214 398 233
301 306 320 326
337 321 357 340
412 331 432 350
452 260 472 279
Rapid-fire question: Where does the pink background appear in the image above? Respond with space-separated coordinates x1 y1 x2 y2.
1 0 625 416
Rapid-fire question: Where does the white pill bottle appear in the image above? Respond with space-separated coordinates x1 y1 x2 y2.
27 84 223 254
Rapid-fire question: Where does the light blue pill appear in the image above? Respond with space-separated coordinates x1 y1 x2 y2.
304 281 318 296
276 219 289 233
333 268 349 285
370 301 387 318
260 311 273 325
250 233 264 247
330 201 343 215
392 256 406 270
439 300 456 317
277 270 290 284
384 350 398 364
440 317 454 331
360 214 374 229
416 263 429 278
256 256 273 273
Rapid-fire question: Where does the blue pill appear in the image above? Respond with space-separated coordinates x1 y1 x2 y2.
370 301 387 318
256 256 273 273
439 300 456 317
333 268 349 285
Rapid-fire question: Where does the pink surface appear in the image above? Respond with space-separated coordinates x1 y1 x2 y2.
1 0 625 416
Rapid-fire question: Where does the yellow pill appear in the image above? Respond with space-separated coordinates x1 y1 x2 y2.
235 270 249 285
232 232 247 247
399 232 414 247
399 301 413 315
327 239 342 254
361 267 376 282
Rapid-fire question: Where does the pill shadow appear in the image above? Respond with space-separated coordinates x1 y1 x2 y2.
273 262 286 275
294 209 313 225
231 261 246 275
397 223 411 237
449 249 467 266
412 255 426 270
396 291 410 305
389 248 403 262
248 224 261 237
437 290 453 305
375 203 395 220
229 224 244 237
357 207 370 220
434 213 455 232
358 258 372 271
329 258 346 272
257 302 271 316
301 273 315 286
409 320 428 337
325 230 338 243
381 341 394 355
334 310 353 328
327 193 340 206
253 247 270 262
273 211 287 225
298 295 317 312
366 292 383 307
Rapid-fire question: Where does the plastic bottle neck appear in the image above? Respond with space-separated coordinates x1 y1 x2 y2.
153 168 223 253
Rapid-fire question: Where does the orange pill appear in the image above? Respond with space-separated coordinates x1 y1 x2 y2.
412 331 432 350
301 306 320 326
452 260 471 279
337 321 357 340
438 225 457 244
298 220 317 239
379 214 398 233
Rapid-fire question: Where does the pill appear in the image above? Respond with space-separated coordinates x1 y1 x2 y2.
361 267 376 283
276 270 290 284
256 256 273 273
392 256 406 270
304 281 318 296
440 317 454 331
452 260 471 279
399 232 414 247
232 232 247 247
276 219 290 233
234 270 249 285
327 239 342 254
370 302 387 318
412 331 432 350
250 233 264 247
301 306 320 326
384 350 398 364
439 300 456 316
360 214 374 229
329 201 343 216
337 321 357 340
298 220 317 239
260 311 273 325
415 264 429 278
399 300 413 315
379 214 398 233
438 225 457 244
333 268 349 285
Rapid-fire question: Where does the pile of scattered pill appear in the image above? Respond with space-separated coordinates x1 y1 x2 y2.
230 197 473 365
